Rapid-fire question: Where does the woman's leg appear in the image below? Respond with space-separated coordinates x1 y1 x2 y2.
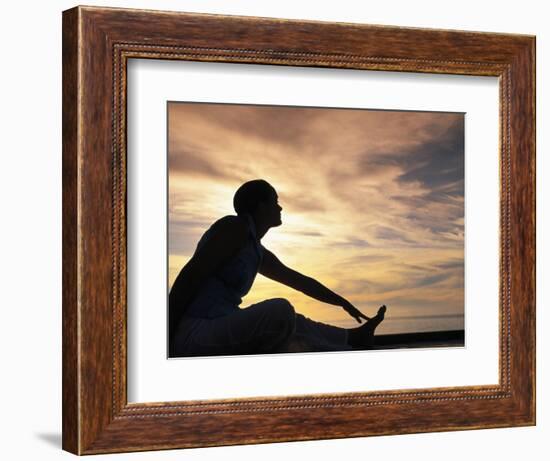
179 298 296 357
277 313 351 352
275 305 387 352
175 301 387 356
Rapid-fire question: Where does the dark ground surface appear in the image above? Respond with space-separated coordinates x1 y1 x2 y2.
373 330 465 349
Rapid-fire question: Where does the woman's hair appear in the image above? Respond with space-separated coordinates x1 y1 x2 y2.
233 179 276 217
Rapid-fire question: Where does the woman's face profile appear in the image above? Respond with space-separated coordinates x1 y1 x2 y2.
259 189 283 228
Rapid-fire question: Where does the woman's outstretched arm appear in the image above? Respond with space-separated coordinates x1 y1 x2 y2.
259 248 370 323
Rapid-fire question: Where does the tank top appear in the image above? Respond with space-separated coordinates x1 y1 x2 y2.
184 213 264 319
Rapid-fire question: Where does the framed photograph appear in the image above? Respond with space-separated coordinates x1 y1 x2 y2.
62 5 535 455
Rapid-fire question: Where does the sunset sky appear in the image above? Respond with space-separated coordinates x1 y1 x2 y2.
168 102 464 334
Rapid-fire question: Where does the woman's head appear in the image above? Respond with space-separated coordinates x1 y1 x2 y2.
233 179 282 227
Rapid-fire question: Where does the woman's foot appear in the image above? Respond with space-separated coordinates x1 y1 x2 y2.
347 305 387 349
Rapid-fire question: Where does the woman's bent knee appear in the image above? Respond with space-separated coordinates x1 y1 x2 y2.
269 298 296 333
270 298 295 317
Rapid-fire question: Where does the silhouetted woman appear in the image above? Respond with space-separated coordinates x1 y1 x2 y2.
169 179 386 357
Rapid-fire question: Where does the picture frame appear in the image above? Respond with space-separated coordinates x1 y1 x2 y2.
62 5 535 455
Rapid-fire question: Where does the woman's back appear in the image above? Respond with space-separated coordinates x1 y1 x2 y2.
172 214 264 321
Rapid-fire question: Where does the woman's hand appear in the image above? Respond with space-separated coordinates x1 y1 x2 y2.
341 301 370 324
